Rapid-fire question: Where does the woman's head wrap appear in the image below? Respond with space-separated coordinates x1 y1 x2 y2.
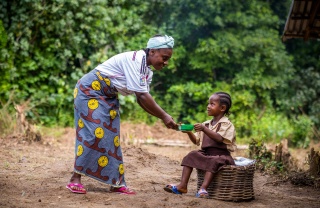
147 35 174 49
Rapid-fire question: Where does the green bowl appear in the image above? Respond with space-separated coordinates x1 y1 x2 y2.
179 124 194 131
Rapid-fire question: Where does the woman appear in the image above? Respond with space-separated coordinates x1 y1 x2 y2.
66 35 178 195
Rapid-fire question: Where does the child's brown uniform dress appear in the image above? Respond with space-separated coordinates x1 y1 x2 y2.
181 116 236 173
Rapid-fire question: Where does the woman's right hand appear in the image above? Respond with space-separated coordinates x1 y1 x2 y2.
162 114 178 129
134 92 178 129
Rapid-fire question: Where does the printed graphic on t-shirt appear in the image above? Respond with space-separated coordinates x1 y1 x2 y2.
139 56 147 86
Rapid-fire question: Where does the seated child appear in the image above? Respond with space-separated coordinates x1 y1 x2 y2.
164 92 236 198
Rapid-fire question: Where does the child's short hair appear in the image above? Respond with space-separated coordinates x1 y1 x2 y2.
215 92 232 115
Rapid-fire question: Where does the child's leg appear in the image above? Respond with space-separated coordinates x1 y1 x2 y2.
195 171 214 198
199 171 214 190
175 166 193 193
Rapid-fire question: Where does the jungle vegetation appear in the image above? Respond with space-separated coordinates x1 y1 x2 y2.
0 0 319 147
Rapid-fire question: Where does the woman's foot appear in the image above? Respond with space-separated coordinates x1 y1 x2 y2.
110 186 136 195
66 172 86 194
66 183 86 194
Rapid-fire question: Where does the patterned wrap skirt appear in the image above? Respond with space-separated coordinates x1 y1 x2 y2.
73 68 126 187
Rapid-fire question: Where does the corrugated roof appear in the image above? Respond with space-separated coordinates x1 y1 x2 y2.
282 0 320 41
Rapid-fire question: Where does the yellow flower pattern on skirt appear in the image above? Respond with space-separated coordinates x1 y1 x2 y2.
73 69 125 186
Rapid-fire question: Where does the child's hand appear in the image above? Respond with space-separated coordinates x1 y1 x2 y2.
194 123 204 132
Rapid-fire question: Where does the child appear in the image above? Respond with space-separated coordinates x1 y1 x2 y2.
164 92 236 198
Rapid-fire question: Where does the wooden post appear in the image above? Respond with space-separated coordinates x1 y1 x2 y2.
275 143 283 163
308 148 320 177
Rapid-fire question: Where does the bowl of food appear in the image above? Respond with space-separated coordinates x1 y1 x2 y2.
178 124 194 131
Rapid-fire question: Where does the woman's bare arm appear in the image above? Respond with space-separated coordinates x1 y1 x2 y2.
135 91 177 129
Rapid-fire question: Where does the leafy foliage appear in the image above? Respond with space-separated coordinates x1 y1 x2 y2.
290 115 313 148
282 40 320 129
249 139 283 173
0 0 164 126
0 0 319 147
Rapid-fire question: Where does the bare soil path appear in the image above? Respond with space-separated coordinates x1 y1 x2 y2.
1 122 319 208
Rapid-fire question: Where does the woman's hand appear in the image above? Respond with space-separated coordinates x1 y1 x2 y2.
134 92 178 129
162 114 178 129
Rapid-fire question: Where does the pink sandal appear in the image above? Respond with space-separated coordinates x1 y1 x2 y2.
110 186 136 195
66 183 86 194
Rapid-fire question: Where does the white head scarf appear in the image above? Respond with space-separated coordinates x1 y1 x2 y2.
146 35 174 49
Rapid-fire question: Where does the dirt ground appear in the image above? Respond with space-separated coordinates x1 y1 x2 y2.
1 121 320 208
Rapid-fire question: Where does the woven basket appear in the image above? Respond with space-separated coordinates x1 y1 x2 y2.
197 164 255 201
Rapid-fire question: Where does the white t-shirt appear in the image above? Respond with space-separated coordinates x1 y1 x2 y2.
95 50 153 96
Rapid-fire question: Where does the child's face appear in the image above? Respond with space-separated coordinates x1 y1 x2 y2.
207 94 224 117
